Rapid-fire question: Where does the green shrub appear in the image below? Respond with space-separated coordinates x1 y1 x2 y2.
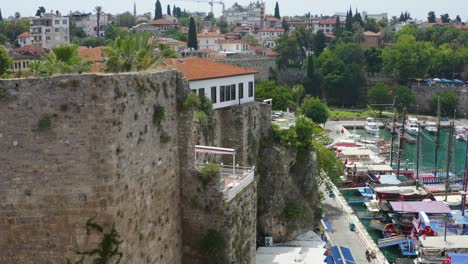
152 105 166 126
160 129 171 144
198 163 220 185
202 229 225 258
37 115 52 131
283 201 303 222
182 92 201 109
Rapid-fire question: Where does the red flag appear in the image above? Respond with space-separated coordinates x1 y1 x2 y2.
344 158 348 165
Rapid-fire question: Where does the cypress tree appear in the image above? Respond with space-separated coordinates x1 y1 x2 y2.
172 5 176 17
333 16 342 36
274 2 280 19
154 0 163 19
167 4 171 16
0 9 3 21
345 7 354 31
187 17 198 50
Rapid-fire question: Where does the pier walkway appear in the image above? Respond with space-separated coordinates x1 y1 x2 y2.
322 183 389 264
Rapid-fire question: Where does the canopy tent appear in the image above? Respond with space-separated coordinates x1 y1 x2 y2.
321 220 334 232
448 253 468 264
195 145 236 175
389 201 451 214
326 246 356 264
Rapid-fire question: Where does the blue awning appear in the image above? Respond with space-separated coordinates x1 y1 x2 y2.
328 246 356 264
321 219 334 232
448 253 468 264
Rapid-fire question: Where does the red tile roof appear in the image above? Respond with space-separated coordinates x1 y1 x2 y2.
257 27 285 33
265 48 277 56
363 31 381 37
198 49 218 54
164 57 257 81
15 45 46 53
217 39 248 44
17 32 30 38
78 46 105 62
319 19 336 25
455 24 468 30
197 32 225 38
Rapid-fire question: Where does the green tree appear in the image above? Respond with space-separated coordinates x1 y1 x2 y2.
36 6 46 17
353 22 365 44
37 45 93 76
241 34 259 46
365 47 383 75
292 84 305 111
382 34 434 83
440 13 450 23
353 10 364 27
255 80 293 111
164 28 187 41
103 34 158 72
303 55 322 96
0 45 13 76
300 95 330 124
313 30 326 56
455 15 462 23
104 25 128 40
318 43 366 107
0 9 3 21
115 12 136 28
345 8 353 32
364 18 379 33
95 6 103 38
333 16 343 36
428 11 436 23
430 92 458 116
377 19 387 28
167 4 171 16
155 0 163 19
187 17 198 50
393 85 416 112
367 83 392 116
274 2 280 19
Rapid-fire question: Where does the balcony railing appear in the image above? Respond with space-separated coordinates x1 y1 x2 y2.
196 163 255 202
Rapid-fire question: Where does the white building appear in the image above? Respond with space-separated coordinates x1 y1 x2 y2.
165 57 257 109
362 12 388 22
223 2 265 28
30 14 70 49
217 40 249 53
70 12 112 37
16 32 32 47
316 18 336 33
255 28 284 47
197 33 225 51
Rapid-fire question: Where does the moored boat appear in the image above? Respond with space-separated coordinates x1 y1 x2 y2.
364 117 379 135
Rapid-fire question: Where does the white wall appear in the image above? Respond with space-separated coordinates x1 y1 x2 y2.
189 74 255 109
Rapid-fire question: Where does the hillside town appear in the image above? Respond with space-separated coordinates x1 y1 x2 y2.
0 1 468 264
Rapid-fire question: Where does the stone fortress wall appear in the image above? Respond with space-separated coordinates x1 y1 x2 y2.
0 71 269 264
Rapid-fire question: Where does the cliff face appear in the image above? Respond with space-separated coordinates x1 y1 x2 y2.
256 141 320 242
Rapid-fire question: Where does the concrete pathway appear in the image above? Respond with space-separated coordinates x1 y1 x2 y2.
321 186 370 264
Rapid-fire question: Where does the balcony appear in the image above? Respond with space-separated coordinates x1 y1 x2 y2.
196 163 255 202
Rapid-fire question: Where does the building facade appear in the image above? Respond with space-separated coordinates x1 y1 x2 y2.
70 12 112 37
30 14 70 49
223 1 265 28
197 33 225 51
132 18 179 35
16 32 32 47
165 57 257 109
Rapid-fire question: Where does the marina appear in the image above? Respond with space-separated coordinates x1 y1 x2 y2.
326 118 468 263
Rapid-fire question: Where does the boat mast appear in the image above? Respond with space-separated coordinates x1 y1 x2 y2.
415 122 420 186
461 129 468 216
445 122 454 201
396 108 406 178
434 97 441 177
390 96 397 166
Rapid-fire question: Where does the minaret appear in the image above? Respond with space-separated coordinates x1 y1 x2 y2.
133 1 137 16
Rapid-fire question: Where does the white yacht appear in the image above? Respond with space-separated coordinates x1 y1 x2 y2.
425 121 438 134
456 132 467 141
364 117 379 135
405 117 419 135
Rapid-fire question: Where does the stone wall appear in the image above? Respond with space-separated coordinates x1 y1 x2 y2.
0 71 271 264
216 56 277 81
412 85 468 115
0 71 189 264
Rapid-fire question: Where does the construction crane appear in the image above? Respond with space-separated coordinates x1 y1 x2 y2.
174 0 225 15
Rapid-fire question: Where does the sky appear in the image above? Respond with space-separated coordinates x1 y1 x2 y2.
1 0 467 21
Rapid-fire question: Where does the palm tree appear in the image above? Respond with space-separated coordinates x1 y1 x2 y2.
353 22 366 44
95 6 103 38
37 45 93 75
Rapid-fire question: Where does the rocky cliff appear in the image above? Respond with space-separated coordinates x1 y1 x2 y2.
256 136 321 243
